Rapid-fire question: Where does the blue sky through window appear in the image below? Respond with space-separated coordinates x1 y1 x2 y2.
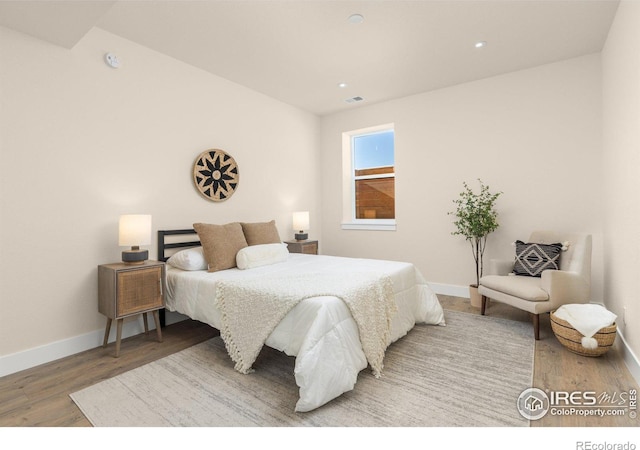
353 130 394 170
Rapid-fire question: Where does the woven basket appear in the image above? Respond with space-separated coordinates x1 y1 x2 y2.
550 310 617 357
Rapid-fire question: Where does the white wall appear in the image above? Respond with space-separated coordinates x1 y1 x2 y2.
602 1 640 371
5 9 637 379
320 54 604 301
0 26 320 365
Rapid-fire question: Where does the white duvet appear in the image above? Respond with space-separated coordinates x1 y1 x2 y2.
165 253 445 412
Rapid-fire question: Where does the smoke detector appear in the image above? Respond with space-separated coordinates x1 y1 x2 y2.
104 53 121 69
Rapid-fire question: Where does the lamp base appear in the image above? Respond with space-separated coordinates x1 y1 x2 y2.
294 233 308 241
122 249 149 265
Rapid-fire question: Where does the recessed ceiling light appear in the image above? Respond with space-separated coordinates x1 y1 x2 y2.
338 82 348 88
475 41 487 48
345 96 364 104
348 14 364 24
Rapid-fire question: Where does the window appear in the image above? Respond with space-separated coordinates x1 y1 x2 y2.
342 124 396 230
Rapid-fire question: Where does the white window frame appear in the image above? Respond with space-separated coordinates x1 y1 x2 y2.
341 123 396 231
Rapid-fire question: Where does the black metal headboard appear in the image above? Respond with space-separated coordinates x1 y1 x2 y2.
157 229 200 262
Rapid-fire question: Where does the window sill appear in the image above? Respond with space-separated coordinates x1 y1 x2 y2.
341 221 396 231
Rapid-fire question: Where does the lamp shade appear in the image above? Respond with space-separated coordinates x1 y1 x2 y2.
119 214 152 247
292 211 310 231
292 211 309 241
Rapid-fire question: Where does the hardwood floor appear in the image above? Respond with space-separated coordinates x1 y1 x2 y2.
0 297 638 427
0 319 219 427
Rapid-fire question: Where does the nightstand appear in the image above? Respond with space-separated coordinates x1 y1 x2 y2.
285 239 318 255
98 260 165 357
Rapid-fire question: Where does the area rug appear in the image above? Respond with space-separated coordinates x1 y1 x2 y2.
70 310 534 426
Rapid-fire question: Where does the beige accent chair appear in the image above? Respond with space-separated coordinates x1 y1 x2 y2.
478 231 592 340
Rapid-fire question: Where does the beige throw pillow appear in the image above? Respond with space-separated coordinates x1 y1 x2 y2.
241 220 281 246
193 222 248 272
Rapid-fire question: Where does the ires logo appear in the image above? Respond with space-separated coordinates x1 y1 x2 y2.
550 391 598 406
517 388 636 420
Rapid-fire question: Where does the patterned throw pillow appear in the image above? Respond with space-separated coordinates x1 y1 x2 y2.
513 240 563 277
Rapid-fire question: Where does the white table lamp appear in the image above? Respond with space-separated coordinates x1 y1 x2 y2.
119 214 152 264
292 211 309 241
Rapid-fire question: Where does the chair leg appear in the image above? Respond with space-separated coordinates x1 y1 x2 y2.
533 314 540 340
481 295 487 315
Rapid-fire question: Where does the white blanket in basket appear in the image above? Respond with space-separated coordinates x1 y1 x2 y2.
554 304 617 349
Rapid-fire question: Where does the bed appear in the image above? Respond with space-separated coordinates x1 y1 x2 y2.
158 228 445 412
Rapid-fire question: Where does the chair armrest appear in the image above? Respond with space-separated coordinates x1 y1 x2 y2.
485 259 514 276
541 270 590 309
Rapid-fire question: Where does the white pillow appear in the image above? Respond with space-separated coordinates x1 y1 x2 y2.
167 247 207 271
236 243 289 270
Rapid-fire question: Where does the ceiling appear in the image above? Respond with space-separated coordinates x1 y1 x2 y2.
0 0 620 116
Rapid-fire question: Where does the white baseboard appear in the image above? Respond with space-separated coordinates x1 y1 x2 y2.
429 282 470 298
614 327 640 388
0 316 158 378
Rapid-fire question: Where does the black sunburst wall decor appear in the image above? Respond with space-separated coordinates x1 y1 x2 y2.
193 149 239 202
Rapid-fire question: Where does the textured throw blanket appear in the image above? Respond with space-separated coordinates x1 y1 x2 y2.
215 272 397 377
554 303 617 349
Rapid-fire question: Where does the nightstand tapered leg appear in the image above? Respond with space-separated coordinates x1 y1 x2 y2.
143 313 149 334
153 310 163 343
115 319 123 357
103 318 112 348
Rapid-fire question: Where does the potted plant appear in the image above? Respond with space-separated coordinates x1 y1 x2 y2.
449 179 502 307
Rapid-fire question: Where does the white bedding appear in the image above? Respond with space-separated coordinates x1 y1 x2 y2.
165 253 445 412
